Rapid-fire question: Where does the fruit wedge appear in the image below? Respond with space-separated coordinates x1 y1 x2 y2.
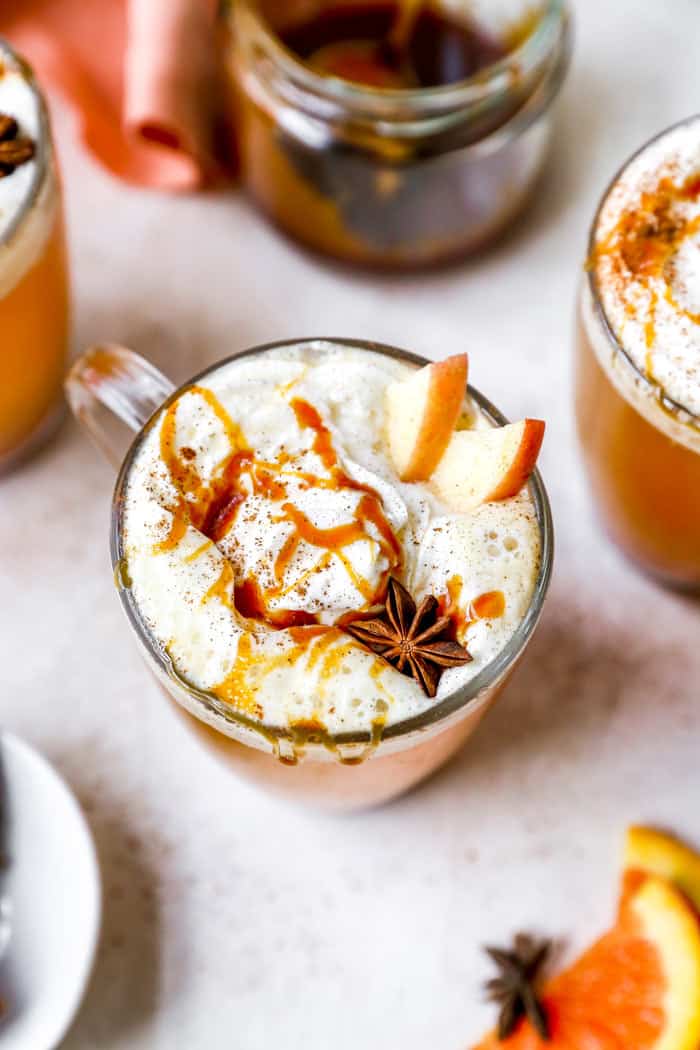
623 826 700 915
472 876 700 1050
433 418 545 512
385 353 468 482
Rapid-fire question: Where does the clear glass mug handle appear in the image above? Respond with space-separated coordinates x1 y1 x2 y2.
65 345 175 468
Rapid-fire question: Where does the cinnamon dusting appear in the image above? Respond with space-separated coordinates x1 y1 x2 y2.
591 170 700 372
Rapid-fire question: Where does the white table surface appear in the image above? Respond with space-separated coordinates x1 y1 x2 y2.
2 1 700 1047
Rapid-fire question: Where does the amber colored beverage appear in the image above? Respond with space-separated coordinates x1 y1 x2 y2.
0 43 70 473
0 213 69 466
576 289 700 588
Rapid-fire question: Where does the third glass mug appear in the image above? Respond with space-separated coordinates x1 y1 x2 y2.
575 117 700 590
67 339 553 810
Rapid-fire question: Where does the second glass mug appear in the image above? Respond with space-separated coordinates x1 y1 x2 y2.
0 39 70 474
67 339 553 810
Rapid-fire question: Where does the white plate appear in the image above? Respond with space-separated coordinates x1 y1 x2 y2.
0 733 101 1050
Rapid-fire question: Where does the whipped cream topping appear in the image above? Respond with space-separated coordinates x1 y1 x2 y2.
591 117 700 445
0 44 56 298
122 343 542 735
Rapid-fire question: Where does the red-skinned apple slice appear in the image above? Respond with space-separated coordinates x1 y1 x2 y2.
385 353 468 482
432 418 545 511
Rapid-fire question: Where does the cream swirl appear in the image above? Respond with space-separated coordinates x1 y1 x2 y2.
153 382 405 624
592 116 700 435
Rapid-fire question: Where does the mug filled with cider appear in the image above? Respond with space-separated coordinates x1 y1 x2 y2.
576 116 700 590
0 38 70 474
67 339 552 810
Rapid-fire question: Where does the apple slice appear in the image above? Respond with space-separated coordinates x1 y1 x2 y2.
432 418 545 511
385 353 468 482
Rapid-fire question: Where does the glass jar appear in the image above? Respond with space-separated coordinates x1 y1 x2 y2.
219 0 571 269
575 117 700 590
0 39 70 474
66 339 553 811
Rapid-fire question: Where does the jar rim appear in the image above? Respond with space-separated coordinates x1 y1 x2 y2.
111 338 554 752
0 37 50 250
586 112 700 432
228 0 569 118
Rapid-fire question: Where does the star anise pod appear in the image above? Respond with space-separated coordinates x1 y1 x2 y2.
344 576 472 697
0 112 35 177
484 934 551 1041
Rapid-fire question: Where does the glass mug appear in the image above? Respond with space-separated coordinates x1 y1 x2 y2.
219 0 571 269
575 119 700 590
66 339 553 809
0 39 71 474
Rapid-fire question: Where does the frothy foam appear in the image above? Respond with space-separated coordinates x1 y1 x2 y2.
591 117 700 446
122 343 542 735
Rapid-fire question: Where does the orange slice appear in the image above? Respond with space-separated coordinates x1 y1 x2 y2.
623 826 700 915
472 876 700 1050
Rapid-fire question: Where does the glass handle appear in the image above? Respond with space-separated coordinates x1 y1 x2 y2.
65 344 175 469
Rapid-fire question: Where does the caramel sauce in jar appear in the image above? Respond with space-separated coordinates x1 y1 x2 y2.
279 4 507 89
220 0 570 268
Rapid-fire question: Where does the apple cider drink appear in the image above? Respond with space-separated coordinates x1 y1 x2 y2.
0 41 70 473
576 117 700 588
113 340 547 805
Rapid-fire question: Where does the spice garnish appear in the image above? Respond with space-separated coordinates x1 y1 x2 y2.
344 576 472 697
484 934 551 1041
0 111 34 177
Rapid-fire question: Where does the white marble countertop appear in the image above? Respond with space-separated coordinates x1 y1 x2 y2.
2 1 700 1047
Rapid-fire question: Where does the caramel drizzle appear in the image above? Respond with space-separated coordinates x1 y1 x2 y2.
290 397 336 470
154 513 188 554
185 539 214 563
305 627 342 669
591 172 700 379
156 388 400 617
234 397 401 618
287 395 402 584
209 633 263 720
369 657 391 698
203 561 235 610
211 624 364 721
439 575 505 637
152 385 403 718
663 280 700 326
318 641 358 684
156 386 249 552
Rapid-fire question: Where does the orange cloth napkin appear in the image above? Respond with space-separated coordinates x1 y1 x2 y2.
0 0 220 190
